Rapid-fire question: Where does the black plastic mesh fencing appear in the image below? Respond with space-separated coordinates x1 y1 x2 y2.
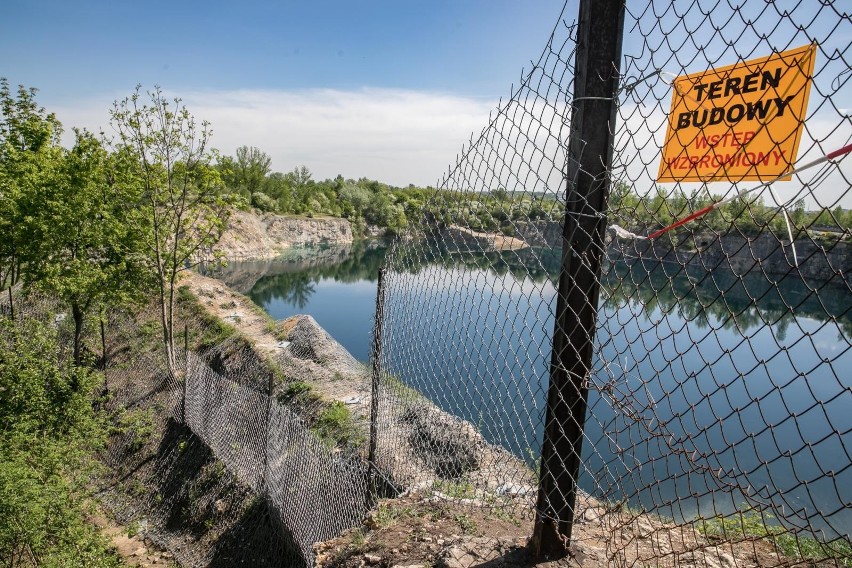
371 0 852 565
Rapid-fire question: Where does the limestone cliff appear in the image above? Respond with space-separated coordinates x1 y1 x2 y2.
215 210 353 259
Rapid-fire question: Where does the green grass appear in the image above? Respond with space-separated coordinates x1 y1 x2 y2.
432 479 476 500
385 373 425 403
243 296 277 328
372 502 415 529
484 495 522 527
311 401 364 449
277 380 322 409
455 514 478 534
350 528 367 551
697 509 852 565
176 285 238 350
112 408 155 453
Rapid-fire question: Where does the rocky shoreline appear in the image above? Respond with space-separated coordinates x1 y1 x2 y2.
212 210 849 289
623 230 852 284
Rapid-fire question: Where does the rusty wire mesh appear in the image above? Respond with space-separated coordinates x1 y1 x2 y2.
372 0 852 566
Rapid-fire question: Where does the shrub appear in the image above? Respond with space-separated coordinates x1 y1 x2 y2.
251 191 277 212
0 318 123 566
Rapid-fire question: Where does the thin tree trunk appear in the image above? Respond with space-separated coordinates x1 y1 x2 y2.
159 285 174 375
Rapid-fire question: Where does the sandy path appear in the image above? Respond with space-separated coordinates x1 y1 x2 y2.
182 272 281 357
181 271 370 408
90 510 176 567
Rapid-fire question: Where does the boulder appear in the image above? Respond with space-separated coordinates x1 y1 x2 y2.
405 404 485 479
286 315 361 375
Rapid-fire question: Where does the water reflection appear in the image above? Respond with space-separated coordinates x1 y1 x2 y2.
221 240 851 538
603 260 852 338
217 241 852 340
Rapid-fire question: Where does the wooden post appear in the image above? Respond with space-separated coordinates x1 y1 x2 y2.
532 0 625 559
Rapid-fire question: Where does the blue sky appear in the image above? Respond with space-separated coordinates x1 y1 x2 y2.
3 0 565 101
1 1 567 185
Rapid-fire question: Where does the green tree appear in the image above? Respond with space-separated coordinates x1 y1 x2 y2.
490 187 509 201
339 182 371 219
23 130 148 366
285 165 314 211
790 198 806 236
220 145 271 198
110 86 232 373
607 181 638 226
0 318 123 567
0 79 63 291
261 171 292 210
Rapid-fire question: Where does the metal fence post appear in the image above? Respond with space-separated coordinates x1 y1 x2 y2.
367 267 386 503
263 371 275 495
101 317 108 394
181 323 189 423
532 0 625 559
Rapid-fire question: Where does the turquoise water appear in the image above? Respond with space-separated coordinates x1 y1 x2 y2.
215 240 852 538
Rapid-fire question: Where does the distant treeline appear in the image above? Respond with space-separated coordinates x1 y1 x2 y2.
221 143 850 241
217 147 563 236
607 182 851 240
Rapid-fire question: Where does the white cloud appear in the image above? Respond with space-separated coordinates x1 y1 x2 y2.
47 86 851 209
51 87 498 187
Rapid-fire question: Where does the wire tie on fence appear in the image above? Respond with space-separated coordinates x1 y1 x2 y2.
570 96 615 106
621 68 664 94
832 66 851 92
566 209 607 220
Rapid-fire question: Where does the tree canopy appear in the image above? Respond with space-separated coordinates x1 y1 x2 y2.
110 85 233 372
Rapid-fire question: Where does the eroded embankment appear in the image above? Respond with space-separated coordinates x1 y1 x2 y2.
181 273 536 493
97 271 379 567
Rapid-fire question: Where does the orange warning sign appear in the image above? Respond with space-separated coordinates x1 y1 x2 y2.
657 44 816 183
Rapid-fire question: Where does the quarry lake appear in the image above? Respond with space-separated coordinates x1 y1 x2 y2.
214 239 852 538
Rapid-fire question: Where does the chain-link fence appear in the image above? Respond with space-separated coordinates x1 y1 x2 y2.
371 0 852 565
92 305 370 568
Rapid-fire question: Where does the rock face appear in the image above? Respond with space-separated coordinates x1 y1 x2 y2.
211 244 353 294
513 219 563 248
402 404 485 479
215 210 353 259
286 315 361 376
623 232 851 285
442 225 528 252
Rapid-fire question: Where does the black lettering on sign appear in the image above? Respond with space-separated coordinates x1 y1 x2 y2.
675 95 796 130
